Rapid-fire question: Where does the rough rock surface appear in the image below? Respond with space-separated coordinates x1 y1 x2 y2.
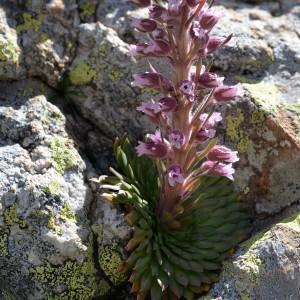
200 212 300 300
0 0 299 299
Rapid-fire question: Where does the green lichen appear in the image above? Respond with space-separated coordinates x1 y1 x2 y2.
47 216 63 235
0 39 20 63
42 109 64 125
40 33 50 44
50 136 79 175
81 2 96 16
43 179 62 196
4 204 27 228
98 279 111 297
17 13 41 34
69 60 96 86
244 83 279 115
279 212 300 232
60 202 76 222
0 230 9 257
226 109 252 153
241 230 272 252
2 292 16 300
93 42 124 82
251 110 266 126
99 244 127 285
240 293 250 300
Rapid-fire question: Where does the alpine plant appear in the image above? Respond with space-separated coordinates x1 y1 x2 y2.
100 0 250 299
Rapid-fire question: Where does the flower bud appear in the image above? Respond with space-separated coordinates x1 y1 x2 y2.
199 9 224 31
196 128 216 143
167 164 185 187
131 0 151 7
199 34 232 56
191 22 209 48
149 5 166 20
131 72 174 93
131 18 157 32
200 112 222 129
198 72 224 88
158 97 177 112
207 145 239 163
213 83 244 102
187 0 202 7
151 28 166 39
168 0 184 16
136 102 162 120
200 161 235 181
169 130 186 149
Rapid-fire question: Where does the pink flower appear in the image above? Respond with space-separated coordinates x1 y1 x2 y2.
199 35 232 56
168 0 184 16
198 72 224 88
167 164 185 187
199 9 224 31
149 5 167 20
187 0 203 7
136 102 162 119
131 18 157 32
180 80 195 101
200 161 235 181
151 28 166 39
200 112 222 129
196 128 216 143
131 72 174 93
131 0 150 7
169 130 186 149
158 97 177 112
213 83 244 102
191 23 209 48
207 145 239 163
130 40 170 57
136 131 170 159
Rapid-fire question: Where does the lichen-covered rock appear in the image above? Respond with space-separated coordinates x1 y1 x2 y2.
218 82 300 214
202 212 300 300
0 80 128 299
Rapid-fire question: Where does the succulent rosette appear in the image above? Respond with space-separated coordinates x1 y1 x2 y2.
100 1 250 299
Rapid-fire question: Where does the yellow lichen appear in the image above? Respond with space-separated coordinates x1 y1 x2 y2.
47 216 63 235
60 202 76 222
69 60 96 86
4 204 27 228
99 244 127 285
0 38 20 63
0 230 9 257
50 136 79 175
43 179 62 196
81 3 96 17
226 109 244 141
17 13 41 33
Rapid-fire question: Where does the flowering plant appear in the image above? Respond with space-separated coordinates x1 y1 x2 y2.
100 0 249 299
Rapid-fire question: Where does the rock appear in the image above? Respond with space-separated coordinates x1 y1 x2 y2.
202 212 300 300
0 80 129 299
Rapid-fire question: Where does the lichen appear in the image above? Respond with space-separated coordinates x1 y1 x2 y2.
99 244 127 286
244 83 279 115
240 293 250 300
241 230 272 252
40 33 50 44
4 204 27 228
279 212 300 232
0 230 9 257
91 223 103 244
98 279 111 297
69 60 96 86
93 42 124 82
47 216 63 235
50 136 79 175
17 13 41 34
285 103 300 141
43 179 62 196
81 3 96 17
60 202 76 222
0 38 20 63
226 109 252 153
2 292 16 300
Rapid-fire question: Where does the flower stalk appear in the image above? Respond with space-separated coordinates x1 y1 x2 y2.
131 0 243 225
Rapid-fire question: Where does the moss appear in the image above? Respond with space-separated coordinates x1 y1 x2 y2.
0 39 20 63
226 109 252 153
43 179 62 196
0 230 9 257
81 2 96 16
17 13 41 33
60 202 76 222
99 244 127 286
4 204 27 228
47 216 63 235
50 136 79 175
69 60 96 86
244 83 279 115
